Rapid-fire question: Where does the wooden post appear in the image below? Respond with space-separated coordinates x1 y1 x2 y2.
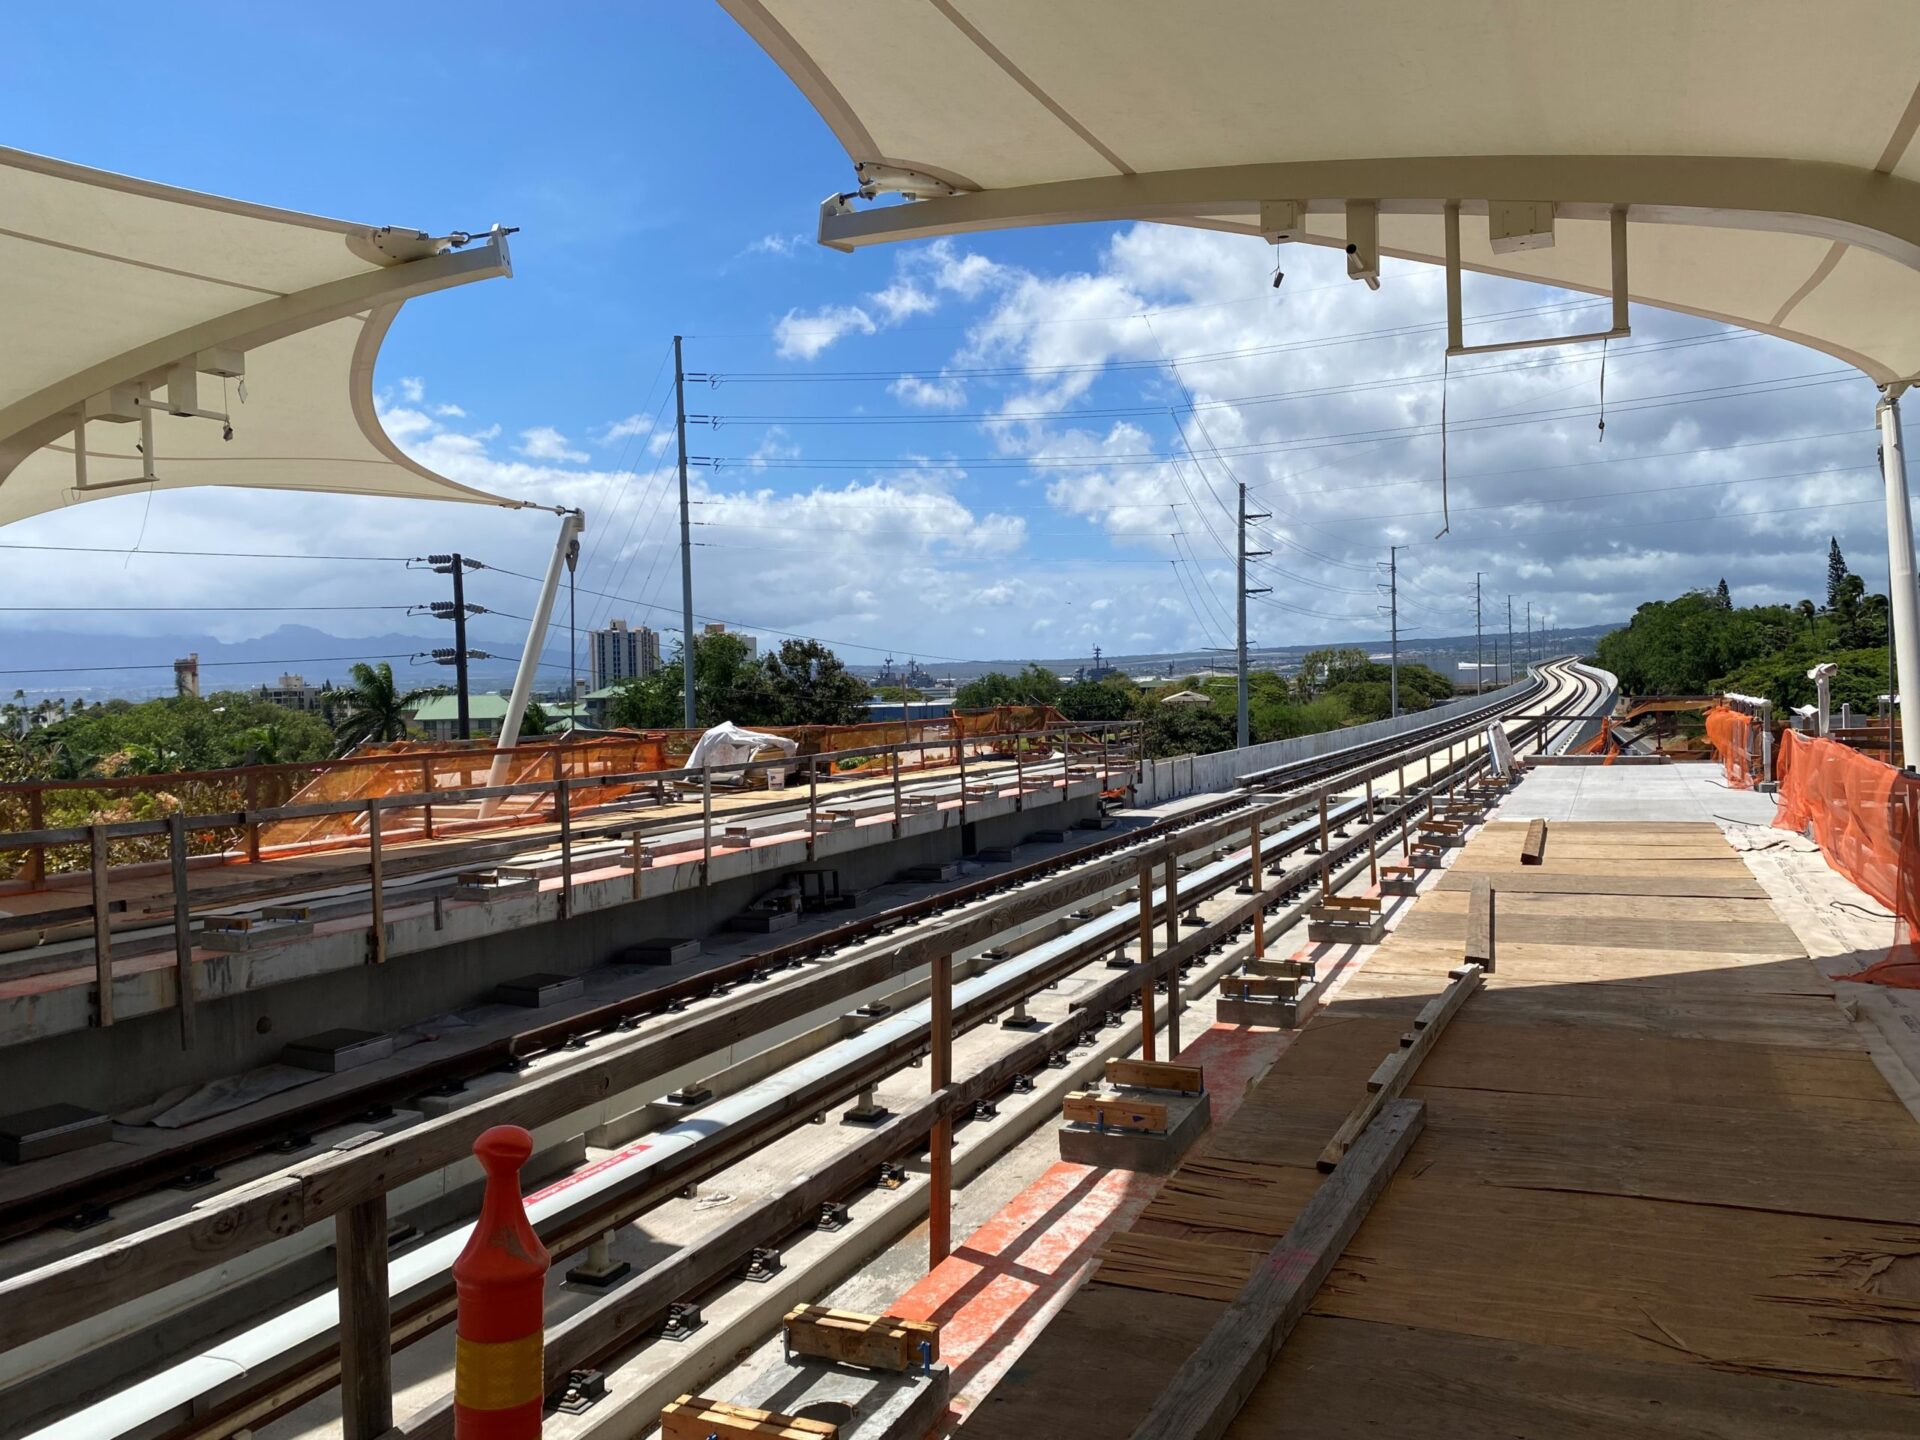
25 788 45 889
420 757 435 839
168 813 196 1049
335 1194 394 1440
366 798 386 965
89 825 113 1028
1318 791 1331 904
929 951 953 1268
1163 852 1181 1057
1250 816 1265 959
1138 860 1157 1061
244 771 261 864
557 776 574 919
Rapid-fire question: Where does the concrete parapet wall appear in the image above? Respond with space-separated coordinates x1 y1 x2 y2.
1134 677 1535 805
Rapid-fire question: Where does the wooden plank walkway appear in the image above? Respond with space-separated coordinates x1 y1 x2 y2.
962 820 1920 1438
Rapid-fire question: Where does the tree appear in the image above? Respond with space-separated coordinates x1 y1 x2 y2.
520 702 554 737
332 662 442 752
955 663 1063 710
605 631 790 730
1715 577 1732 609
1827 538 1850 611
1057 678 1134 722
1141 700 1235 759
762 639 869 725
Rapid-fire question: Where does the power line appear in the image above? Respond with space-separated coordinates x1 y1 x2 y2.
0 652 437 677
0 543 414 562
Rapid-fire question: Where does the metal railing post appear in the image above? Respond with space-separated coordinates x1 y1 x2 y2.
420 758 435 839
244 771 262 865
807 760 819 861
1318 790 1332 905
89 824 113 1028
892 745 903 839
929 951 954 1268
1014 735 1025 811
701 767 713 887
1163 852 1181 1057
366 798 386 964
168 812 196 1049
1250 816 1265 959
557 777 573 919
1137 859 1157 1060
25 788 45 890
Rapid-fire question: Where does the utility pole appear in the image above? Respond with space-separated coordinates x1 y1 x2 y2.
673 334 697 728
1506 595 1515 683
425 553 484 739
1474 572 1485 696
1236 481 1271 749
1387 544 1403 717
1526 600 1532 671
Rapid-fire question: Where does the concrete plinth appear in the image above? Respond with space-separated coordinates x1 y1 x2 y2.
1058 1088 1210 1174
1306 915 1386 945
619 938 701 966
0 1103 109 1164
280 1028 394 1073
492 973 585 1008
735 1360 950 1440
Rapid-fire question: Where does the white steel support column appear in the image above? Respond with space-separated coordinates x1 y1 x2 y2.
1880 388 1920 770
482 508 585 811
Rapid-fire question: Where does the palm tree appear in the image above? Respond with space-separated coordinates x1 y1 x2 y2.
331 662 441 753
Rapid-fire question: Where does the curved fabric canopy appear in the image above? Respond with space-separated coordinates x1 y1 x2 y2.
724 0 1920 384
0 147 528 526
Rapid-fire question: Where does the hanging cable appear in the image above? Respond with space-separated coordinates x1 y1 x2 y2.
1597 335 1610 442
1435 350 1452 539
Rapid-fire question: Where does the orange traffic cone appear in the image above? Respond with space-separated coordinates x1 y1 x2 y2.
453 1125 550 1440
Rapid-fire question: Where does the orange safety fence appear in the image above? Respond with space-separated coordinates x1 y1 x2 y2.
1703 705 1754 789
1774 729 1920 988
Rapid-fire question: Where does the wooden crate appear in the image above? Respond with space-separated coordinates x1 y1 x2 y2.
782 1304 940 1372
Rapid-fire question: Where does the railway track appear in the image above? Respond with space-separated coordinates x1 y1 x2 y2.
3 660 1600 1440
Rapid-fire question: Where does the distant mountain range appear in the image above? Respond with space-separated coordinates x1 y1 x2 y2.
1 619 1625 704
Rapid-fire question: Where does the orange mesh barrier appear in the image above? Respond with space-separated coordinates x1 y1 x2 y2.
1774 730 1920 988
1704 705 1754 789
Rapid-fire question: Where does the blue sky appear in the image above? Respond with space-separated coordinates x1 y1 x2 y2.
1 5 1892 694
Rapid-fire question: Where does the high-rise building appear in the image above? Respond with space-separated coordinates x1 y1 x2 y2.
173 653 200 698
589 619 660 689
703 621 757 659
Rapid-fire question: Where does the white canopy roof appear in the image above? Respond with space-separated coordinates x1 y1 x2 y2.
0 147 529 526
724 0 1920 384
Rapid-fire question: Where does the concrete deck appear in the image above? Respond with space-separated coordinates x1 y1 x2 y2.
1501 759 1777 824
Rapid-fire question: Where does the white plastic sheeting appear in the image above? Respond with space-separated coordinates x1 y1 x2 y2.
686 721 800 771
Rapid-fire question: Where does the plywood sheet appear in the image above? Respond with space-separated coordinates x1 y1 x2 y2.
1415 889 1775 925
1300 1171 1920 1391
1434 871 1766 898
1391 908 1803 955
1230 1317 1920 1438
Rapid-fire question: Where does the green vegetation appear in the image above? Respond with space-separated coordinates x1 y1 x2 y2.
1595 537 1890 712
5 690 337 780
331 661 445 752
955 646 1453 760
607 633 868 729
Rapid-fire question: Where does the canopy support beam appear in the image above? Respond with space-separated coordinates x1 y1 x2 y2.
1878 387 1920 769
482 508 586 814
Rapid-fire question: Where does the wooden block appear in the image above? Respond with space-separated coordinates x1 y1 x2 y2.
661 1395 838 1440
782 1304 940 1372
1465 877 1496 971
1063 1091 1169 1133
1320 895 1380 914
1246 958 1314 981
1318 966 1482 1172
1222 975 1294 1000
1107 1058 1206 1094
1133 1102 1426 1440
1418 819 1464 835
1521 818 1548 865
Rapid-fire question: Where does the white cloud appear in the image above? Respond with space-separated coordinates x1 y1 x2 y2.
746 232 808 257
889 373 967 409
432 403 466 418
517 426 590 463
872 281 937 324
598 413 655 444
774 304 878 360
397 376 425 403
